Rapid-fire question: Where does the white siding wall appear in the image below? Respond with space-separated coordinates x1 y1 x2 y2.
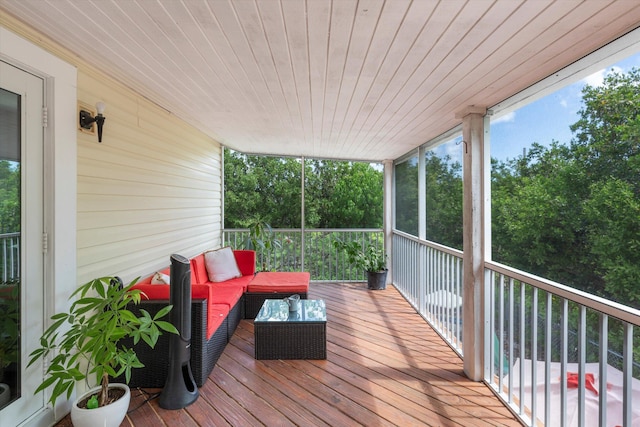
1 12 225 287
77 68 223 284
1 10 225 302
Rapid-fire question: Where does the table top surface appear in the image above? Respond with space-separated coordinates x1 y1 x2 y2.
255 299 326 323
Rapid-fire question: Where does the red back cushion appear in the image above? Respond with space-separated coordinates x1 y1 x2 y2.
192 251 255 283
190 254 209 284
234 250 256 276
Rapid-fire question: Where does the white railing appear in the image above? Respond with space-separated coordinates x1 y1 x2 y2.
392 231 640 427
223 228 383 282
487 262 640 427
392 231 464 355
1 232 20 283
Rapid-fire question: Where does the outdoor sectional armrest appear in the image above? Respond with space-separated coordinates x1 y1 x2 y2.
116 298 228 388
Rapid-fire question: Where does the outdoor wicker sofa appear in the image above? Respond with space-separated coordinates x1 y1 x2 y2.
121 249 310 388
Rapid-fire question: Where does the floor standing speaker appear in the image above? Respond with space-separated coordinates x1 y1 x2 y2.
158 254 199 409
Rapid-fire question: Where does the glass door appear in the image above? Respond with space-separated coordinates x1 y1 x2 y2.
0 61 45 425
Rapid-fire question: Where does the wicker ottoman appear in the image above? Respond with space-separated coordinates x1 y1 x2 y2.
254 299 326 360
245 272 310 319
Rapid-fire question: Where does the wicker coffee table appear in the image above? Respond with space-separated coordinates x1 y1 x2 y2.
254 299 327 360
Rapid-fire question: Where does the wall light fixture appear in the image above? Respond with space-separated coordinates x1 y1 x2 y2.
79 101 106 142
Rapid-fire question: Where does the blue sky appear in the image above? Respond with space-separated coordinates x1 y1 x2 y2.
403 50 640 171
490 52 640 162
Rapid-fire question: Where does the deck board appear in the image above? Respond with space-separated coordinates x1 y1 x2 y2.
54 283 521 427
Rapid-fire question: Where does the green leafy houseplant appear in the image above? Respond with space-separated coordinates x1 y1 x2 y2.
333 239 387 273
0 285 19 382
28 276 178 408
242 220 281 271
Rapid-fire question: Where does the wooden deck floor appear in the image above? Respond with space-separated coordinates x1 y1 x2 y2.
55 282 521 427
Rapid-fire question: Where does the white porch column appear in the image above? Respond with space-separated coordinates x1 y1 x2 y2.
418 146 426 241
383 160 393 285
458 106 487 381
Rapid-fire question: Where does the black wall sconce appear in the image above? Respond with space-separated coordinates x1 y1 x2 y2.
79 101 106 142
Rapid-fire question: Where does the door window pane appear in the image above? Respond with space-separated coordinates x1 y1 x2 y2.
395 155 419 236
425 137 463 250
0 88 21 408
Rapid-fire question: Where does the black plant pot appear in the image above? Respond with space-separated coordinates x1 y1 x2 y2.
366 270 388 290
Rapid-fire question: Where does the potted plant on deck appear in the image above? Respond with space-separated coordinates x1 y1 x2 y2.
0 285 19 408
28 276 177 427
333 239 388 290
241 219 281 272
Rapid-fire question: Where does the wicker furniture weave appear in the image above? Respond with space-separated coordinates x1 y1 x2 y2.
227 294 244 336
244 272 311 319
117 298 228 388
245 291 307 319
254 299 327 360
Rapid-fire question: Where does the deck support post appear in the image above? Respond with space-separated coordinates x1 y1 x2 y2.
458 106 488 381
383 160 394 285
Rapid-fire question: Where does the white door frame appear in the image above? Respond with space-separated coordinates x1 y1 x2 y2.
0 26 77 427
0 58 45 427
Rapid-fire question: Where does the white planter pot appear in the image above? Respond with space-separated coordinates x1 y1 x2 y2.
71 383 130 427
0 383 10 407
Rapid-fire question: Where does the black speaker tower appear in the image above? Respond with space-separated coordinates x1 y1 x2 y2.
158 254 199 409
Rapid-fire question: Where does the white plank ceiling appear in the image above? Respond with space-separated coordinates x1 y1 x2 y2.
2 0 640 162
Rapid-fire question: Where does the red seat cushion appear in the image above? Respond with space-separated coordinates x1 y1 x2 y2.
207 304 229 339
133 283 228 340
209 283 244 309
215 275 253 292
247 272 310 293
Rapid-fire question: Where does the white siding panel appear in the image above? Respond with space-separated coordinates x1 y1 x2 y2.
77 68 222 284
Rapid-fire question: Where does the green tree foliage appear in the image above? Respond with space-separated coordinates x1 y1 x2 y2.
393 151 463 249
492 142 600 292
394 158 419 235
224 151 383 229
0 160 20 234
224 153 301 228
571 71 640 303
493 68 640 308
584 179 640 306
571 69 640 184
425 151 463 250
305 160 383 228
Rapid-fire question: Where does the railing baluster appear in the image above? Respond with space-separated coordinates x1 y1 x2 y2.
531 287 538 424
0 232 20 283
499 273 505 386
456 256 461 345
623 323 633 427
508 277 514 405
578 306 586 427
519 282 525 416
545 291 552 427
561 298 568 427
488 270 496 382
448 253 452 339
599 313 608 427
